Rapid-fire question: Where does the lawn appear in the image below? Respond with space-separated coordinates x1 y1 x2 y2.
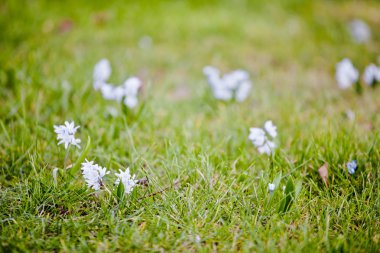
0 0 379 252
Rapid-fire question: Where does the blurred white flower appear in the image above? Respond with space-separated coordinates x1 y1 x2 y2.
113 86 127 102
264 120 277 138
349 19 371 43
138 35 153 49
124 96 138 109
268 183 275 192
123 77 142 108
346 160 357 175
363 64 380 86
249 121 277 155
53 121 81 149
224 70 249 90
335 58 359 89
115 168 137 194
203 67 232 101
99 83 115 100
93 59 142 108
257 140 276 155
203 66 252 102
249 128 266 147
235 81 251 102
203 66 220 77
81 159 109 191
124 77 141 97
93 59 111 90
213 84 233 101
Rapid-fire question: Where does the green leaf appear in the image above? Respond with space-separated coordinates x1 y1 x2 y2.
116 182 125 202
354 81 362 95
135 101 146 119
121 100 146 124
70 135 91 176
121 101 130 118
278 178 295 214
273 172 282 187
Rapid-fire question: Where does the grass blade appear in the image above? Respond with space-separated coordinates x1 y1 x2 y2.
278 178 295 214
70 136 91 176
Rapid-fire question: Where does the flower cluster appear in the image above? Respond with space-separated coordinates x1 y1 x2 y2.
93 59 142 109
80 160 138 194
335 58 359 89
249 121 277 155
346 160 357 175
203 66 252 102
363 64 380 86
53 119 138 195
81 159 109 190
53 121 81 149
336 58 380 89
115 168 138 194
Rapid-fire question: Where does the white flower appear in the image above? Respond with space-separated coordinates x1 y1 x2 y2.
347 160 357 175
203 66 233 101
99 80 141 108
249 121 278 155
124 96 138 109
257 140 276 155
57 134 81 150
93 59 111 90
249 128 266 147
99 83 124 101
223 70 249 90
53 121 81 149
203 66 220 77
99 83 115 100
213 84 233 101
124 77 141 97
268 183 275 192
349 19 371 43
81 159 109 190
115 168 137 194
203 66 252 102
123 77 142 108
93 59 142 108
335 58 359 89
235 81 252 102
54 121 79 135
363 64 380 86
113 86 126 102
264 120 277 138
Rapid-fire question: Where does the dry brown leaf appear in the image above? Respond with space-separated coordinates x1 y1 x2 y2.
318 163 329 187
139 222 146 231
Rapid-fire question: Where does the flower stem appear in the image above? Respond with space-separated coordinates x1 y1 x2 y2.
103 182 112 195
64 146 70 169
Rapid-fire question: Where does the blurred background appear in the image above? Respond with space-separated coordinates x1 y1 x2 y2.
0 0 379 128
1 0 379 83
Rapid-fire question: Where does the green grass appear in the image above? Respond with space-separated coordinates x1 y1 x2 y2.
1 0 380 252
